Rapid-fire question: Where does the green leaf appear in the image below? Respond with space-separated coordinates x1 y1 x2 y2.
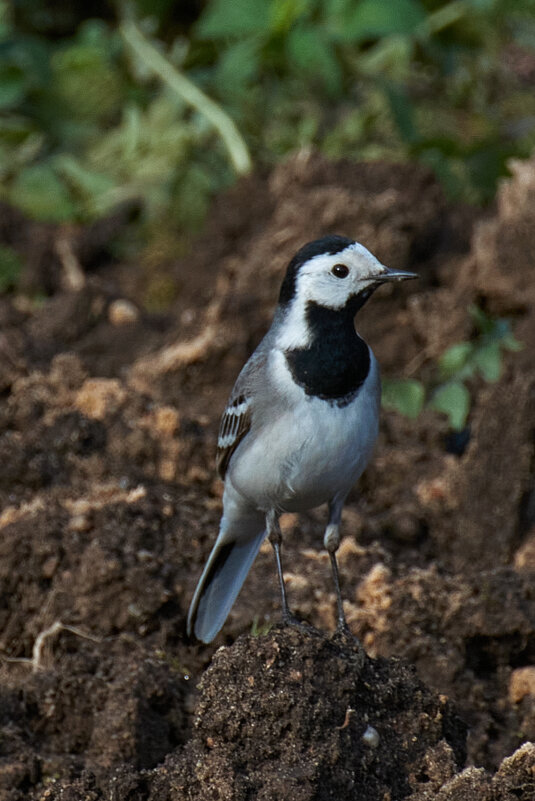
429 381 470 430
0 66 26 109
196 0 270 39
286 26 343 96
214 38 262 99
489 317 510 340
472 341 502 382
469 304 494 335
383 82 418 144
339 0 426 42
423 1 468 36
382 378 425 419
9 163 76 222
0 245 23 292
358 34 413 77
55 154 115 218
269 0 310 34
438 342 474 379
501 332 523 352
172 162 214 231
51 41 122 122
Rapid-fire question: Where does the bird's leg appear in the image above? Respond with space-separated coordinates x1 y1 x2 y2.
266 509 302 627
324 495 351 634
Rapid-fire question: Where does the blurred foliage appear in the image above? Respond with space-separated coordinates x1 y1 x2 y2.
382 306 523 429
382 378 425 420
1 0 535 241
0 243 23 291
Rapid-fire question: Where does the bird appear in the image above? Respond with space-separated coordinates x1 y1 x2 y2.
187 235 416 643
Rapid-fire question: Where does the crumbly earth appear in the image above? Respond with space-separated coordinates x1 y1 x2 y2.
0 152 533 800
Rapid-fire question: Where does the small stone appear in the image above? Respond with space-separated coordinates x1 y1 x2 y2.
361 725 380 748
514 529 535 571
136 549 154 563
126 485 147 504
69 513 91 532
153 406 180 436
509 666 535 703
75 377 127 420
108 299 139 326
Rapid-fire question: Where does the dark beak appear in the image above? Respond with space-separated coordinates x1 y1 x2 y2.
373 266 418 283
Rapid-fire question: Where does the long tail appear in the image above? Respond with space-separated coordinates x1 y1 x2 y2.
187 529 266 643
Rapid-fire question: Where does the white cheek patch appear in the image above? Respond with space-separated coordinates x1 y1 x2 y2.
296 266 350 311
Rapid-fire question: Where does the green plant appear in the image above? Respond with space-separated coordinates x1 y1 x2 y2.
0 244 23 291
382 306 523 430
192 0 535 202
250 615 274 637
2 1 535 251
0 10 248 232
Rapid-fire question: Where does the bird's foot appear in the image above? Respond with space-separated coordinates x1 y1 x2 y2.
281 610 321 636
335 618 352 636
332 618 362 646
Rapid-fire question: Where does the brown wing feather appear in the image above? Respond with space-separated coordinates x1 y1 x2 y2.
216 394 252 479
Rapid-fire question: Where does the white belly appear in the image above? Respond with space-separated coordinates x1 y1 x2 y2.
227 349 381 513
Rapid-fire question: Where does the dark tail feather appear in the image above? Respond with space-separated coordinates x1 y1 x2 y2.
187 530 266 643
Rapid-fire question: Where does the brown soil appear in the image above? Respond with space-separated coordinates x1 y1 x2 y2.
0 151 533 800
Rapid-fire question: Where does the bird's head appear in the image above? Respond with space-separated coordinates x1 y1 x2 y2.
279 235 417 313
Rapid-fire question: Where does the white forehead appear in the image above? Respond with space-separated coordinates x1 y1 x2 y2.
299 241 384 278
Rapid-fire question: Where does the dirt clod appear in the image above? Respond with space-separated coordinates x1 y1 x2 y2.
146 627 466 801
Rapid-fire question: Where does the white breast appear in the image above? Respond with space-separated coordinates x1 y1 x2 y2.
227 347 381 513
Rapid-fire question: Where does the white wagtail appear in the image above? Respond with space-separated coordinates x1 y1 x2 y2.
187 235 416 643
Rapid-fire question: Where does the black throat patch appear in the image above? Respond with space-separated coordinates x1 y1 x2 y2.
284 300 371 407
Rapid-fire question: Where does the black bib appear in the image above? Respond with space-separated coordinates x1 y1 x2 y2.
284 300 370 407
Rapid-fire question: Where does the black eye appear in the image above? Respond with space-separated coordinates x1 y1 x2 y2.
332 263 349 279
